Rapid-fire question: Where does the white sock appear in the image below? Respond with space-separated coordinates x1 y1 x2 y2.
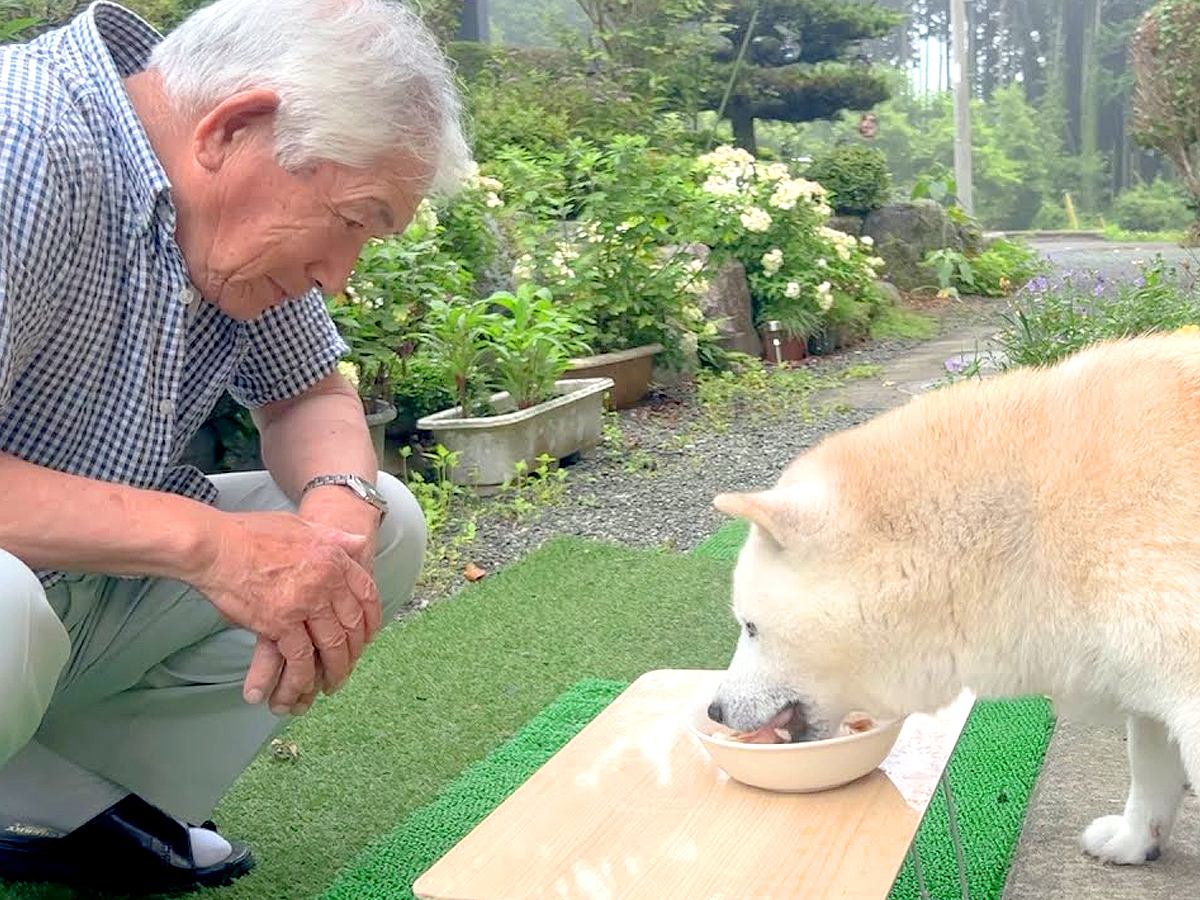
186 824 233 868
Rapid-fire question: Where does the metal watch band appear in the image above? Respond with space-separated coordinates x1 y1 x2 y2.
300 474 388 515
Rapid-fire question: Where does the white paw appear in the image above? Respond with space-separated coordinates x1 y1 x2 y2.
1081 815 1161 865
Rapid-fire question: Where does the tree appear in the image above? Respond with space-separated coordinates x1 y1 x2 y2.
709 0 901 152
1131 0 1200 236
574 0 900 154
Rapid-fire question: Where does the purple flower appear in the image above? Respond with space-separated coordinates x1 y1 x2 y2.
1029 276 1050 294
1093 276 1106 297
1134 276 1147 288
944 357 966 374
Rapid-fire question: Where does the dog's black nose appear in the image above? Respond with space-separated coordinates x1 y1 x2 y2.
707 701 725 723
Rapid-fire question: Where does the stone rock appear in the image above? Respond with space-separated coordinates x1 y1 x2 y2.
873 280 903 306
862 200 964 291
472 213 517 298
828 215 864 237
667 243 762 359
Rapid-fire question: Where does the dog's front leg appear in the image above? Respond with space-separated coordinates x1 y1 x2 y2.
1081 715 1185 864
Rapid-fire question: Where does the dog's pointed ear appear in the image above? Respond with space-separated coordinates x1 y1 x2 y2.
713 490 793 547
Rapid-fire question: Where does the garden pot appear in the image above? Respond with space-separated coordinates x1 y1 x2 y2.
807 329 837 357
364 398 398 465
563 343 663 409
759 321 808 365
415 378 614 489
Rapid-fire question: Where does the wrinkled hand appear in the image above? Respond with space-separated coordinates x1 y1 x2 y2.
191 510 381 716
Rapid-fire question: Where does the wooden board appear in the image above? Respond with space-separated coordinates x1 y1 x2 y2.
414 669 973 900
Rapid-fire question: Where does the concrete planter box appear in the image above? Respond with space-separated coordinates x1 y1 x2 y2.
416 377 614 488
564 343 662 409
364 398 397 465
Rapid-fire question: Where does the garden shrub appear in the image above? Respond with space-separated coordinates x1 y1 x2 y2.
694 145 886 342
995 257 1200 369
804 144 893 216
1110 179 1192 234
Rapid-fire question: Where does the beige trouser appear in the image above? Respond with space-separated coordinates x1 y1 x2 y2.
0 471 425 824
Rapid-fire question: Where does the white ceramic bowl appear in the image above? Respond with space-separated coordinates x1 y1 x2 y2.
687 704 905 793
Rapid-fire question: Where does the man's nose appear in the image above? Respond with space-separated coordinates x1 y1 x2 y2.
311 241 366 297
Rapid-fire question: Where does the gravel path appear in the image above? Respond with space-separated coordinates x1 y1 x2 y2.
410 297 1002 608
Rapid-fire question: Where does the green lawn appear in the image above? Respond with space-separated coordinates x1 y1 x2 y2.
0 537 738 899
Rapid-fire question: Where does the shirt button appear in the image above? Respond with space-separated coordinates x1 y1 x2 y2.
159 399 176 417
178 285 198 305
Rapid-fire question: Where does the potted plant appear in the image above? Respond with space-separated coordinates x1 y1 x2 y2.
415 284 613 489
500 137 717 408
328 203 474 466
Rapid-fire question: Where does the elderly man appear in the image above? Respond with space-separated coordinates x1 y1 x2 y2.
0 0 468 892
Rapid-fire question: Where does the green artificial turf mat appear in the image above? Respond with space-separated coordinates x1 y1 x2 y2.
320 679 626 899
320 684 1051 900
692 518 750 562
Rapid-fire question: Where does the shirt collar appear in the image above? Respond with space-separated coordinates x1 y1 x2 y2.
65 2 173 232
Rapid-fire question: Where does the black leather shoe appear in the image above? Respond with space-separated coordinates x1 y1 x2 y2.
0 793 254 894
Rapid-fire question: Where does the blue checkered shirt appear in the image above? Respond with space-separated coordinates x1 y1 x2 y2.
0 3 349 585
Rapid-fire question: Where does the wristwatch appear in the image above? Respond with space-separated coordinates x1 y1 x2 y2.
301 474 388 516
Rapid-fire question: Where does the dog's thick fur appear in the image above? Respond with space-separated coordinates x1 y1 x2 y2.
711 332 1200 866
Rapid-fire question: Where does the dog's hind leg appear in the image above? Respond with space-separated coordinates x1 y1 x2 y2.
1082 715 1185 864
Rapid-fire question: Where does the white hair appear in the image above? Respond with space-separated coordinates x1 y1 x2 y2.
148 0 471 195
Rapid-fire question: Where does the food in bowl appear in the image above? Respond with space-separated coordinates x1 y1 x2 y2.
711 712 875 745
688 703 905 792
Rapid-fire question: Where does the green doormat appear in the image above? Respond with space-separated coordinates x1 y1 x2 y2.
321 679 626 900
323 680 1052 900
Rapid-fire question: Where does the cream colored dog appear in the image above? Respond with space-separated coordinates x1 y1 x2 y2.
710 331 1200 866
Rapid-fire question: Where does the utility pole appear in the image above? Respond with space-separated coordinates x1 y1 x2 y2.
459 0 490 42
950 0 974 215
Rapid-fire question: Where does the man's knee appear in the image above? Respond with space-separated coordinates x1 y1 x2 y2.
0 551 69 766
374 473 427 620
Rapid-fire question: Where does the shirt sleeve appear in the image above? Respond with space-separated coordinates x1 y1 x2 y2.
227 289 350 408
0 116 73 413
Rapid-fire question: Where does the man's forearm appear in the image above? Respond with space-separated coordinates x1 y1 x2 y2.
0 451 219 580
253 372 380 531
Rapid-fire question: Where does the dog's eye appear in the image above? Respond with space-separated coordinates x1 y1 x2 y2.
744 621 758 638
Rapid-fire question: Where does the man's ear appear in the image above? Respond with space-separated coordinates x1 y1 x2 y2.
193 89 280 171
713 490 805 548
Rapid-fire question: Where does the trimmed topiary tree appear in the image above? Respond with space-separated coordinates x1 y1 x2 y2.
1131 0 1200 242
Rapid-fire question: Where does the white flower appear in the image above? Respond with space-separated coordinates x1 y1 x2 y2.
702 175 742 198
684 304 705 322
410 198 439 233
819 226 855 246
815 202 833 217
512 253 536 282
337 360 360 390
739 207 773 233
756 162 790 183
485 191 504 208
817 281 834 312
761 248 784 276
478 175 504 193
868 256 886 270
860 235 875 247
836 244 852 262
785 281 802 299
817 258 828 269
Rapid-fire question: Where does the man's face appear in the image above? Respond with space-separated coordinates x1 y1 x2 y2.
173 90 429 321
